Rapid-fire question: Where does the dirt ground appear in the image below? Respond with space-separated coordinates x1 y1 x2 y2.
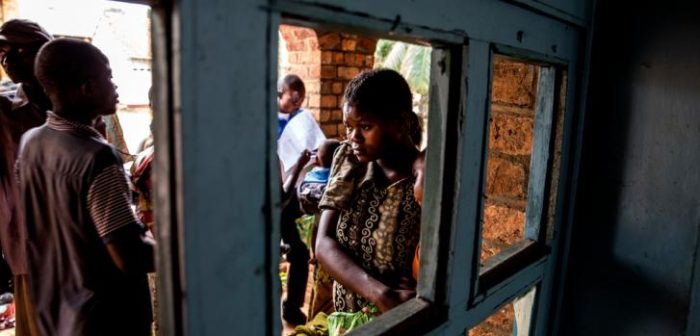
469 304 514 336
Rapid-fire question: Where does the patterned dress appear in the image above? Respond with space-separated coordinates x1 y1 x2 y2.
319 142 421 313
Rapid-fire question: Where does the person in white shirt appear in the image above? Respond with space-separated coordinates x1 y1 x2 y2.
277 74 325 325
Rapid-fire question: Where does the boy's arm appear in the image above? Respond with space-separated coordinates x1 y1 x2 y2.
88 162 156 275
315 209 414 312
105 228 156 274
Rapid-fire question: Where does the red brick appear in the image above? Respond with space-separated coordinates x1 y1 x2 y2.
292 27 316 39
321 82 332 94
338 66 360 80
308 64 321 78
318 33 341 50
279 25 296 42
488 113 533 155
343 53 362 67
492 56 537 107
311 52 321 64
341 38 357 51
321 51 333 64
310 109 321 122
481 204 525 259
319 110 332 122
332 82 344 94
321 124 338 137
356 37 378 53
286 40 305 52
306 38 318 50
299 51 312 64
305 80 320 94
321 65 336 79
485 156 527 199
286 65 307 78
307 94 320 108
286 52 298 64
333 52 344 64
331 109 343 121
337 123 347 138
321 95 337 108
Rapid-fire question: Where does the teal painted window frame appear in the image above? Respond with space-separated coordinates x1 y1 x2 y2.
126 0 589 334
270 3 584 335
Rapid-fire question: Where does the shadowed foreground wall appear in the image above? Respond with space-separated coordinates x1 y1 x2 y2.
561 1 700 335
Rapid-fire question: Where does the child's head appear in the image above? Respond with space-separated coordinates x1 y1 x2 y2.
413 150 426 206
36 39 117 119
316 139 341 168
342 69 421 162
277 74 305 114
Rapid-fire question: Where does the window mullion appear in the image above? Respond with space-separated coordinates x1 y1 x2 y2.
417 46 456 303
534 59 581 336
443 39 491 319
524 66 557 241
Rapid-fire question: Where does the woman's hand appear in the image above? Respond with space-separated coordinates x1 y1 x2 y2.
372 286 416 312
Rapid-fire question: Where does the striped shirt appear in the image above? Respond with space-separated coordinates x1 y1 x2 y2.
47 112 139 240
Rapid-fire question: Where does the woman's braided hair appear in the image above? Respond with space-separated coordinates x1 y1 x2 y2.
343 68 422 148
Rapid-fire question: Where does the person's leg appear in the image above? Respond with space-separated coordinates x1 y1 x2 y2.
280 194 309 325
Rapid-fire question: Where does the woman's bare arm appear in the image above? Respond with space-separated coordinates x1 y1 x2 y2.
315 209 412 312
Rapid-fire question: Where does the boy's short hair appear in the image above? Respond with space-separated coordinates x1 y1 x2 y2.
277 74 306 97
317 139 341 168
35 39 108 95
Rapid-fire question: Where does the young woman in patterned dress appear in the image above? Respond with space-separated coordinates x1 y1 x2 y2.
316 69 422 314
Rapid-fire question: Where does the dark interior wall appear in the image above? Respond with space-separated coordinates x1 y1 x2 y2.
561 1 700 335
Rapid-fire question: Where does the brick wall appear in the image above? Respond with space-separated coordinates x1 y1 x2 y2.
279 25 322 123
471 55 540 336
279 26 377 138
317 32 376 138
481 56 539 261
